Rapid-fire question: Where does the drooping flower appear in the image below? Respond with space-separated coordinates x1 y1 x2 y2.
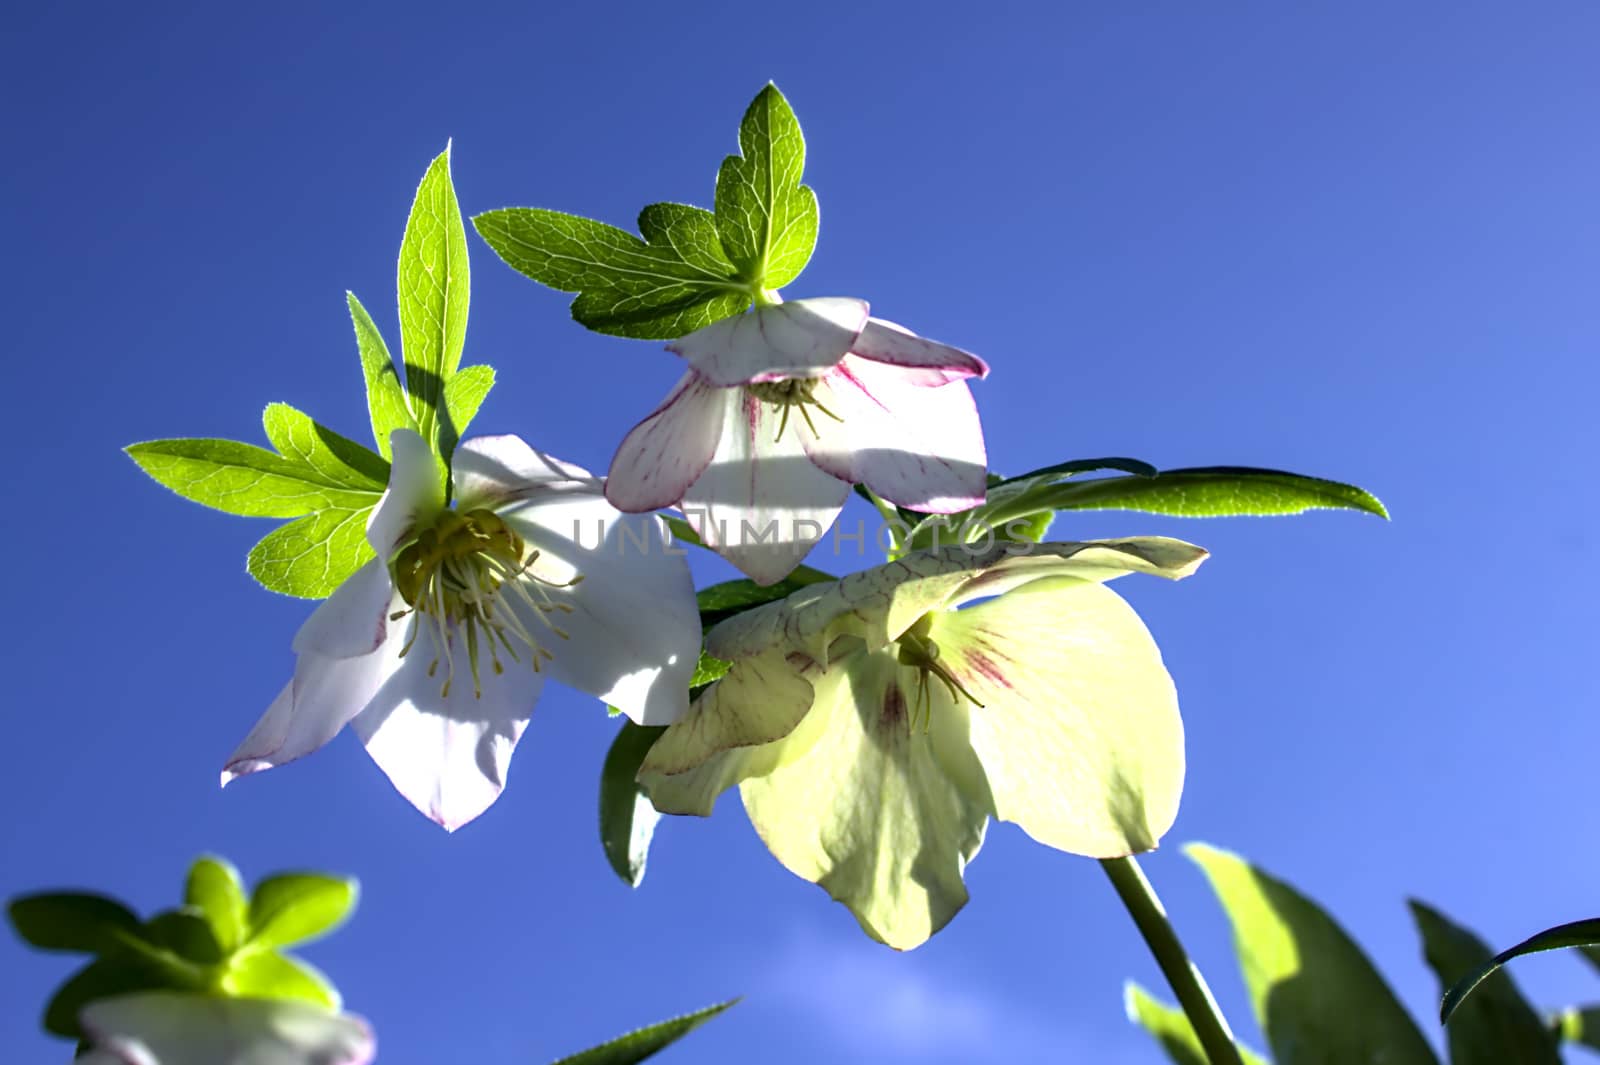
225 429 701 831
77 993 374 1065
638 537 1207 949
605 298 990 585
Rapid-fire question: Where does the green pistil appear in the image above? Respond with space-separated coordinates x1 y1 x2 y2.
389 508 575 699
746 377 843 442
894 615 984 732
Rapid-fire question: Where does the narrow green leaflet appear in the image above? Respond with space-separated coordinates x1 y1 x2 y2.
8 893 142 955
261 403 388 490
42 957 169 1039
125 439 381 519
599 722 667 888
1442 917 1600 1024
143 910 224 966
547 999 738 1065
399 145 471 443
1408 900 1558 1064
440 363 496 462
185 856 249 955
346 291 415 460
713 83 819 289
473 205 749 339
246 873 358 951
1187 844 1438 1065
247 506 375 599
1040 467 1389 520
220 951 340 1010
1124 983 1270 1065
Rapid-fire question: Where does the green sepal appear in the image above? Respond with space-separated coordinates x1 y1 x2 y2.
219 950 340 1010
1123 982 1269 1065
42 957 172 1039
1408 899 1558 1064
124 438 382 519
713 83 819 289
472 205 749 340
599 722 667 888
547 998 739 1065
1188 843 1438 1065
246 506 375 599
398 144 471 448
7 892 142 955
185 856 249 955
1442 917 1600 1024
347 291 415 460
246 873 358 951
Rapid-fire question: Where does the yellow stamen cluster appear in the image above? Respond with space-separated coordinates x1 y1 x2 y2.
894 614 984 732
746 378 844 442
389 508 578 699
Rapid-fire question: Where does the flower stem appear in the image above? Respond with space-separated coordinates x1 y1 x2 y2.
858 487 906 558
1101 855 1244 1065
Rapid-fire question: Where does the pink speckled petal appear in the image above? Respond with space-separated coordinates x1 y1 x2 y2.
605 371 732 512
850 316 989 383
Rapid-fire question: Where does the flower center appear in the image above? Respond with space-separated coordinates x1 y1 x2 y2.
745 377 843 442
893 614 984 731
389 508 577 699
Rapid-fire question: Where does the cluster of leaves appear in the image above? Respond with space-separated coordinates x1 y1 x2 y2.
125 147 493 598
474 84 817 338
7 855 356 1042
1125 845 1600 1064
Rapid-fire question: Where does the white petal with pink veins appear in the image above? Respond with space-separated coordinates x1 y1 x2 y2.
290 561 394 659
669 298 869 385
604 371 732 512
682 392 850 585
805 355 987 513
79 992 375 1065
348 637 545 832
850 317 989 383
365 429 445 560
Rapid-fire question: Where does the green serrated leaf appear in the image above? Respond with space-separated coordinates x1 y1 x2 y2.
42 957 171 1039
548 999 739 1065
440 363 495 461
220 950 340 1010
473 206 749 340
600 722 667 888
1188 843 1438 1065
688 650 732 691
185 857 249 955
398 145 470 445
1442 917 1600 1025
1041 467 1389 520
261 403 388 490
1124 983 1270 1065
247 506 374 599
1409 900 1558 1064
125 439 382 519
8 892 142 955
347 291 415 460
143 909 224 966
695 569 835 629
247 873 358 951
713 84 819 289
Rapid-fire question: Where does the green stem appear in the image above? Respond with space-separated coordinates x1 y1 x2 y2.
1102 855 1244 1065
859 487 906 558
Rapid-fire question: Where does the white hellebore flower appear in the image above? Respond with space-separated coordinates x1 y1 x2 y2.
606 297 990 585
639 537 1207 950
77 992 373 1065
225 429 701 830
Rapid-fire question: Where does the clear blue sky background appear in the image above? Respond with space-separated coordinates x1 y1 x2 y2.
5 4 1599 1062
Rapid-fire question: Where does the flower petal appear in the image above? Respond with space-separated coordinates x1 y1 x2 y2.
290 561 395 659
499 488 701 726
604 371 731 512
668 298 869 385
348 644 544 831
806 356 987 512
928 578 1185 857
451 434 598 512
850 317 989 382
365 429 445 560
681 391 850 585
79 992 374 1065
739 652 989 950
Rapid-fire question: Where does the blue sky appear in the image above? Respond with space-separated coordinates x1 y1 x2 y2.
5 3 1600 1062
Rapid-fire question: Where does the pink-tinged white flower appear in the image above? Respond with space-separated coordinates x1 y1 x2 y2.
77 993 373 1065
606 298 990 585
224 429 701 831
638 537 1207 950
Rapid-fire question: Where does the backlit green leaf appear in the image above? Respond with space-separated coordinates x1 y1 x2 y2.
1124 983 1270 1065
398 145 471 443
1442 917 1600 1024
8 892 142 955
125 439 381 519
1554 1005 1600 1050
246 506 374 599
261 403 388 490
713 84 818 289
547 999 738 1065
347 291 415 459
220 950 340 1010
247 873 358 951
185 856 249 955
696 569 835 629
1041 467 1388 520
599 722 667 888
440 363 496 461
42 957 170 1038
